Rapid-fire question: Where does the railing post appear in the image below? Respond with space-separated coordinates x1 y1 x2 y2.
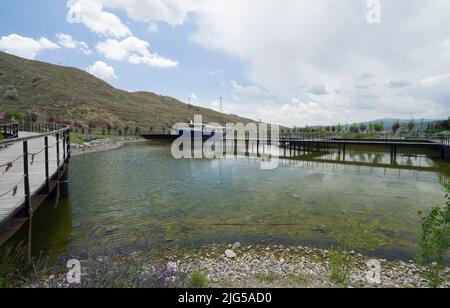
63 131 66 162
45 137 49 193
23 141 31 211
56 133 60 170
23 140 33 263
67 130 71 162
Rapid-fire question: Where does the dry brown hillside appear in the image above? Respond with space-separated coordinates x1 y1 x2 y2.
0 51 254 132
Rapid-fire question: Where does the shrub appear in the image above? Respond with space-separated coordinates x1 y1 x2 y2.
190 271 208 288
416 183 450 287
329 213 384 286
3 85 19 100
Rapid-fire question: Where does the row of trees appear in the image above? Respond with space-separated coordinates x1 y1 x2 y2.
290 118 450 135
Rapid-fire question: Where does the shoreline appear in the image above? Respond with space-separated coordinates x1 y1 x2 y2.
71 138 147 156
24 243 450 288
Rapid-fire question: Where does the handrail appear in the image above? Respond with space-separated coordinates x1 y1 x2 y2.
0 122 71 205
0 122 70 145
0 122 19 139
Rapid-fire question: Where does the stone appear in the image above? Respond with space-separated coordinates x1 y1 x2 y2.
225 250 237 259
167 261 179 273
232 242 241 250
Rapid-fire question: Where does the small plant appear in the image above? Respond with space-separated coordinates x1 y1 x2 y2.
3 85 19 100
255 273 277 284
190 270 208 288
328 213 384 287
416 183 450 288
0 242 27 288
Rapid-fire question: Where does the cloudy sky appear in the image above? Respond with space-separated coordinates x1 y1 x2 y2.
0 0 449 126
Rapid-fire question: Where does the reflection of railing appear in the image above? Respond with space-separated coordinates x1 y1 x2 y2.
279 133 449 143
0 122 19 139
0 123 71 245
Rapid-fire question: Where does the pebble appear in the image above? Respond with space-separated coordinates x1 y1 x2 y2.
225 250 237 259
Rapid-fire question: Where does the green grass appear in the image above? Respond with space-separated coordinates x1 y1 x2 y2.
190 271 208 288
255 273 278 284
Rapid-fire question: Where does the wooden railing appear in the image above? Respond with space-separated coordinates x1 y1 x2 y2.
0 121 19 139
0 123 71 224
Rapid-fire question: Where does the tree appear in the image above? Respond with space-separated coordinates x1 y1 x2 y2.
350 124 360 133
407 120 416 132
392 120 401 134
12 110 21 121
374 121 384 132
360 123 368 132
2 112 12 121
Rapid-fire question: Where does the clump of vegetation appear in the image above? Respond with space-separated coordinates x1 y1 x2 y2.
2 85 19 100
416 183 450 288
0 242 27 288
255 273 278 284
190 270 208 288
328 213 384 287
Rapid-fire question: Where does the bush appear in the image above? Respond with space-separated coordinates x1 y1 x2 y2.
329 213 384 286
416 183 450 287
3 85 19 100
190 270 208 288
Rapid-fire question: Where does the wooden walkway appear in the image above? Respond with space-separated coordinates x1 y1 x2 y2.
0 132 63 228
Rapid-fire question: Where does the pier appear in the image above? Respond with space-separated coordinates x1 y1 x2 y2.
0 123 71 257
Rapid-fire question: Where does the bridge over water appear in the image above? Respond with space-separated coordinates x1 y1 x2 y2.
0 123 71 258
143 133 450 160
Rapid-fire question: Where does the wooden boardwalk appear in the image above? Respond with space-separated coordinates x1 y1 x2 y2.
0 132 64 228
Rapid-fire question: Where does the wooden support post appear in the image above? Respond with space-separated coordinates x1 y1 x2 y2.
23 141 32 263
45 137 50 193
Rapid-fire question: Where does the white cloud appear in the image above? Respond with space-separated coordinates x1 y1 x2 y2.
147 23 159 33
421 73 450 87
188 0 450 124
231 80 272 99
67 0 132 38
101 0 198 26
64 0 450 125
86 61 117 80
56 33 92 55
0 34 59 60
96 37 178 68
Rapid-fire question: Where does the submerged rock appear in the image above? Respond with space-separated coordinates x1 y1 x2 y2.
232 242 241 250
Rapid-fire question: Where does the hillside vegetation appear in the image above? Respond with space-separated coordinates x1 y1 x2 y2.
0 51 253 132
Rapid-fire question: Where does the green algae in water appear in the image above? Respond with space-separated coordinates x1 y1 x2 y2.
25 142 449 260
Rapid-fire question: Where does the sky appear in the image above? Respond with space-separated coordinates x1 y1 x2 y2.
0 0 449 127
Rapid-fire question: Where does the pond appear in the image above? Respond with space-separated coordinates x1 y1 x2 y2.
23 142 449 260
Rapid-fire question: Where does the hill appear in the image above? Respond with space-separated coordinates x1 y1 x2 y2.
0 51 254 132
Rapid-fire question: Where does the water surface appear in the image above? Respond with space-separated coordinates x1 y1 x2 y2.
27 142 449 260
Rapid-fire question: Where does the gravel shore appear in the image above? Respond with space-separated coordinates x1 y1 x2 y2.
168 244 449 288
23 243 449 288
71 138 145 156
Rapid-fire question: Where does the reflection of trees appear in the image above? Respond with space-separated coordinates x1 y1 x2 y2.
405 157 413 167
372 153 383 164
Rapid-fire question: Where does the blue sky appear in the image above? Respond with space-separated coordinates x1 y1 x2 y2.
1 0 449 126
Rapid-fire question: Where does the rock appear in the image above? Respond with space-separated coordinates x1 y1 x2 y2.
167 261 179 273
232 242 241 250
225 250 237 259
